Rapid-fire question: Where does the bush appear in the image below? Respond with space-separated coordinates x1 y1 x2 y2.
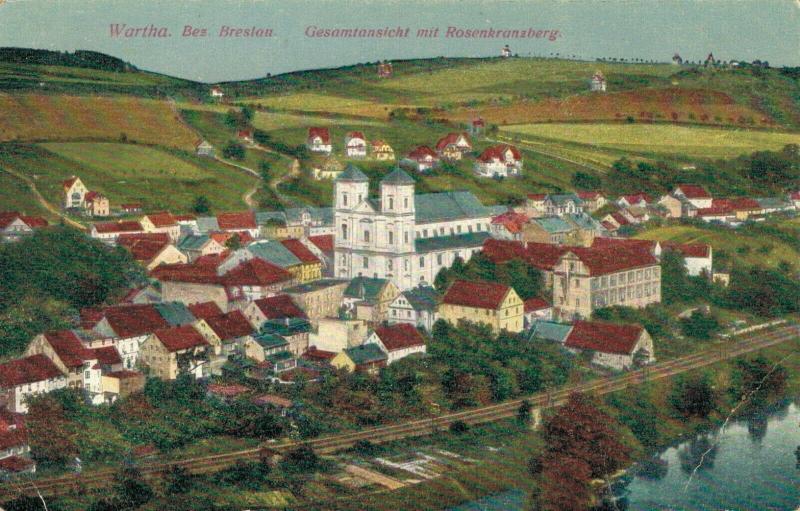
280 445 319 475
680 311 719 340
449 420 469 434
669 373 716 418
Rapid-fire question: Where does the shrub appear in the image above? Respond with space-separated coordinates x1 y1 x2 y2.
449 420 469 434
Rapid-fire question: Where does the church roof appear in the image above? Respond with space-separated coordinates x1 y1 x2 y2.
336 164 369 183
415 231 490 253
414 191 492 223
381 168 415 185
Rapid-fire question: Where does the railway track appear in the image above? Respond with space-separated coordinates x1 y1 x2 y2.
2 324 797 500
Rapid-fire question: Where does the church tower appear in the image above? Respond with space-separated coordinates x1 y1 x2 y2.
333 165 370 279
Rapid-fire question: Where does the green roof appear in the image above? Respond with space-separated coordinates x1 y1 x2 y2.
565 213 602 231
336 164 369 182
284 279 348 294
154 302 197 326
402 286 441 311
548 193 583 206
415 191 492 223
267 351 294 362
253 332 289 349
177 234 211 251
344 277 391 303
754 197 789 209
247 240 301 268
415 231 490 253
528 321 573 343
263 317 311 335
344 343 387 365
381 168 415 185
195 216 219 233
533 217 574 234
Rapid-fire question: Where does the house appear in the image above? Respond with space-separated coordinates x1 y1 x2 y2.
195 139 215 157
657 194 684 219
370 140 395 161
216 211 260 239
118 233 187 270
306 127 332 155
662 242 713 277
0 409 35 476
210 86 224 98
541 194 584 217
672 53 683 65
62 176 88 209
552 243 661 320
307 234 334 275
524 216 575 245
0 355 66 413
284 279 349 326
311 156 344 180
260 317 311 356
244 333 290 362
252 394 294 416
388 285 440 332
365 323 426 364
435 132 472 161
564 321 655 370
491 211 528 241
178 234 226 262
672 184 713 209
245 239 319 283
101 371 145 403
139 325 210 380
576 191 607 213
188 301 224 320
474 144 522 178
210 231 253 249
377 61 393 78
589 70 607 92
342 277 400 325
790 191 800 209
482 238 571 288
83 191 110 217
467 117 485 137
243 294 307 330
238 129 254 145
85 303 171 369
25 330 101 399
344 131 367 158
140 212 180 241
617 193 652 209
501 44 512 58
309 318 368 352
439 280 524 333
402 146 439 172
697 198 761 223
754 197 794 215
331 344 387 374
523 297 553 329
281 239 323 282
0 212 48 242
121 203 143 215
201 310 255 371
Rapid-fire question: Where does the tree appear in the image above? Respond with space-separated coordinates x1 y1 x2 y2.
280 445 319 475
113 465 154 509
222 142 246 160
25 393 80 466
680 311 719 340
192 195 211 214
258 160 272 180
165 465 193 494
571 171 601 191
224 234 242 250
517 399 532 424
670 373 716 418
729 355 787 407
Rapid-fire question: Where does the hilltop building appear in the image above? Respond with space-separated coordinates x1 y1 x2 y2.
589 70 607 92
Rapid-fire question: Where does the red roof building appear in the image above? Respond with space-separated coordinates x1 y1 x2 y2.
143 212 177 228
280 239 321 264
566 245 658 276
204 311 254 341
92 220 143 234
523 297 551 313
442 280 513 310
90 346 123 368
565 321 647 356
372 324 426 351
674 184 711 199
307 127 331 145
476 144 521 163
217 211 257 231
117 233 171 263
0 355 63 389
152 325 208 352
407 145 438 161
222 258 292 287
251 295 307 320
661 241 711 259
308 234 333 253
188 301 224 320
90 304 170 338
491 211 528 235
41 330 95 369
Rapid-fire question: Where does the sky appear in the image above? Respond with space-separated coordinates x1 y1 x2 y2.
0 0 798 83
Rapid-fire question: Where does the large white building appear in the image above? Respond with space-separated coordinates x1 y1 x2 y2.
333 166 492 290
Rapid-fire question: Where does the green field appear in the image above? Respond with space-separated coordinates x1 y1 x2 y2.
501 123 800 159
0 170 50 217
0 143 258 213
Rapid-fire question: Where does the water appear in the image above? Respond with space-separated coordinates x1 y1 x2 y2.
620 400 800 511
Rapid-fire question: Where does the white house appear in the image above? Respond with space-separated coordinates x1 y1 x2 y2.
387 285 440 332
364 323 427 364
402 146 439 172
662 242 713 277
523 297 553 330
0 355 67 414
344 131 367 158
564 321 654 371
210 86 224 98
474 144 522 178
589 71 607 92
672 185 713 209
306 127 332 155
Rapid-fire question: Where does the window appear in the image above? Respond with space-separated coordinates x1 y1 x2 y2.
437 254 443 265
423 229 428 237
363 256 369 268
364 230 370 242
419 257 425 268
404 259 409 271
358 194 363 203
404 232 409 243
389 197 394 210
387 259 393 270
468 225 473 232
341 224 348 240
342 194 348 206
440 227 445 235
457 225 462 233
404 197 409 208
388 231 394 245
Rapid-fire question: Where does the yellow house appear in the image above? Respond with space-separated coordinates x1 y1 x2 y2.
370 140 395 161
330 344 387 374
138 325 209 380
282 238 323 283
260 219 305 241
438 280 524 333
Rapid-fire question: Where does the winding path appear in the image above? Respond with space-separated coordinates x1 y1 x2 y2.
0 166 86 230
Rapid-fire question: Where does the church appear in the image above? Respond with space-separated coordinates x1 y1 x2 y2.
333 166 494 291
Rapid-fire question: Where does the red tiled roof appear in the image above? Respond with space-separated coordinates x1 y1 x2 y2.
90 346 122 366
374 324 426 351
0 429 27 451
62 177 80 189
0 212 22 229
308 234 333 253
620 193 653 205
207 383 251 397
217 211 257 230
84 191 102 202
601 221 617 231
253 295 307 320
210 231 254 246
577 191 603 200
205 311 254 340
407 145 438 160
302 347 336 361
105 370 143 380
435 132 470 151
252 394 293 408
121 203 143 210
661 241 711 259
565 244 658 276
188 301 224 320
371 139 391 149
43 330 94 368
222 258 292 287
610 212 630 225
281 239 320 264
0 455 35 473
174 214 197 222
491 211 528 234
150 260 221 285
346 131 365 140
565 320 644 355
592 237 659 254
238 129 252 138
117 233 171 262
524 297 551 313
307 127 330 144
675 184 711 199
443 280 512 310
482 239 569 271
21 216 48 228
96 304 170 337
477 144 521 163
144 212 177 228
527 193 547 201
0 355 63 388
153 325 208 352
93 221 143 234
719 197 761 211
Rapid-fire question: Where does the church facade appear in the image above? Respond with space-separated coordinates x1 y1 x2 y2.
333 166 493 291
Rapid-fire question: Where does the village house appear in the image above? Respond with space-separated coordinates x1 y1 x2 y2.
0 408 35 476
365 323 427 364
342 276 400 325
200 310 255 372
501 44 512 58
402 146 439 172
118 233 187 270
242 294 307 330
467 117 485 137
662 241 713 277
482 238 571 289
333 167 493 290
0 212 47 242
307 234 334 275
439 280 524 333
284 279 349 326
139 325 210 380
388 285 441 332
523 297 553 329
177 234 226 262
238 129 254 145
83 191 110 217
281 239 323 281
672 184 713 210
309 317 368 353
490 211 528 241
195 139 214 157
210 86 224 98
435 132 472 161
216 211 260 239
140 212 181 241
90 220 144 243
245 239 321 283
617 193 653 209
0 355 66 414
657 194 684 218
589 70 607 92
311 156 344 180
474 144 522 178
576 191 607 213
84 303 171 369
243 333 290 363
100 370 145 404
331 344 387 374
523 216 575 245
260 317 311 356
564 320 655 370
62 176 89 209
306 127 332 155
344 131 367 158
370 140 395 161
790 191 800 209
552 244 661 320
696 198 762 223
377 61 393 78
